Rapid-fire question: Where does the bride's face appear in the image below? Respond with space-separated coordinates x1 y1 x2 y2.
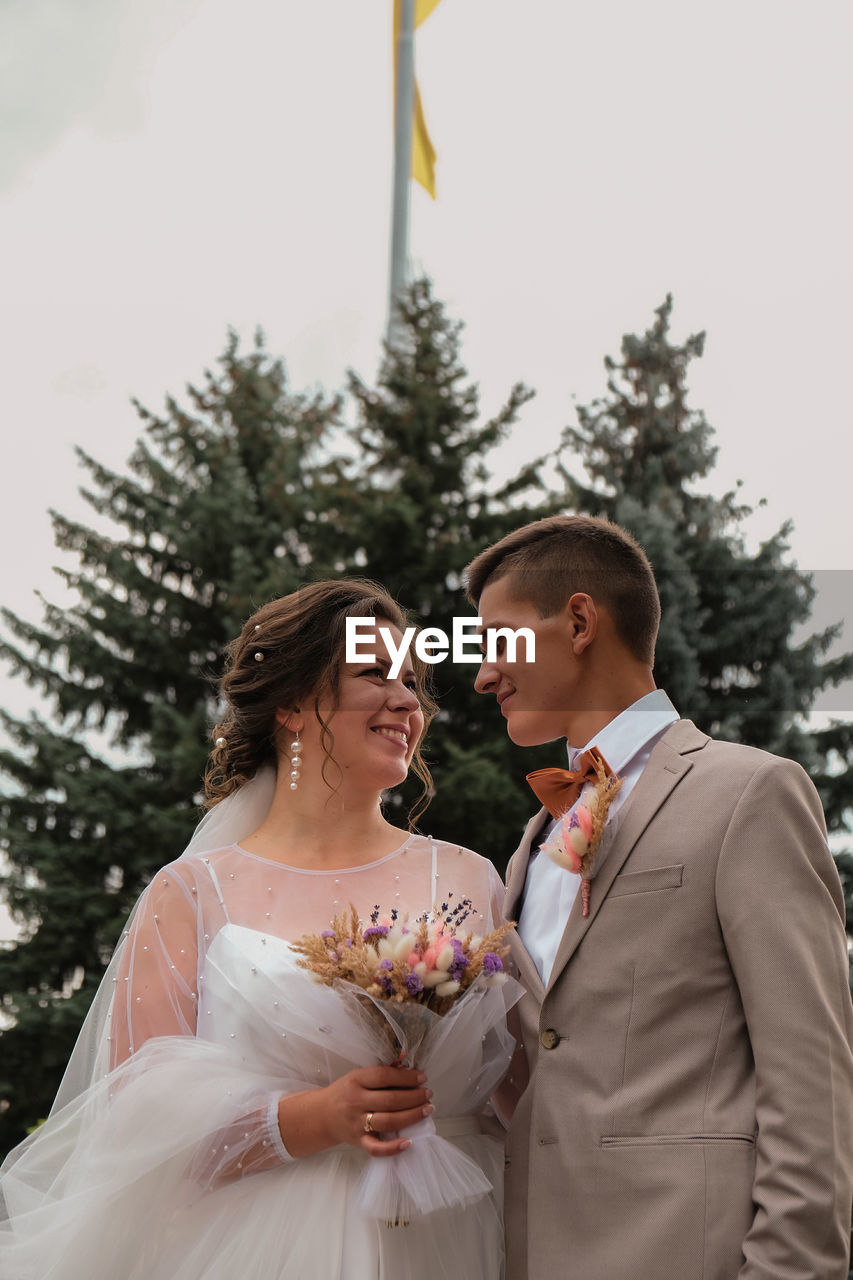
292 622 425 795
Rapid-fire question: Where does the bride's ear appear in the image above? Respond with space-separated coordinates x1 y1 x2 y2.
275 707 302 733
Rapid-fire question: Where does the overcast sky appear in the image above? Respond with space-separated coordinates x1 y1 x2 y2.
1 0 851 692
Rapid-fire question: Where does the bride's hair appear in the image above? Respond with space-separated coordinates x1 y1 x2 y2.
204 579 437 823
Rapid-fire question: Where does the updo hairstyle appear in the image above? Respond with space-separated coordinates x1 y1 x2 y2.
204 579 437 822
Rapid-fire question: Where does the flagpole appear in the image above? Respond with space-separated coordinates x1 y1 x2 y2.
387 0 415 347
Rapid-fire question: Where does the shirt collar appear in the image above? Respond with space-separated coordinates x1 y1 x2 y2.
566 689 679 774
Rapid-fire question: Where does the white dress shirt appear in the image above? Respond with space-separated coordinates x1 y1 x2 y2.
517 689 679 985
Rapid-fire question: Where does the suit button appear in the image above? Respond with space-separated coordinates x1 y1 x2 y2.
540 1028 560 1050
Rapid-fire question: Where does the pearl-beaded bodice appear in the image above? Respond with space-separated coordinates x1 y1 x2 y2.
109 836 502 1066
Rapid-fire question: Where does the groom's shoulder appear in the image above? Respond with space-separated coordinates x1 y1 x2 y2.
661 718 811 787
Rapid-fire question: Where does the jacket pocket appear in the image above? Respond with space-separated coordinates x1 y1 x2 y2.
607 863 684 898
601 1132 755 1148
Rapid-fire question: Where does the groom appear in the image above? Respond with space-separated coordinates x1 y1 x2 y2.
466 515 853 1280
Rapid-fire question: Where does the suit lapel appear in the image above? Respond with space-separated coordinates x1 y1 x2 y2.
545 720 707 993
504 807 549 999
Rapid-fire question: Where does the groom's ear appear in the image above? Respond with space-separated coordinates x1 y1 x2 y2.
565 593 598 655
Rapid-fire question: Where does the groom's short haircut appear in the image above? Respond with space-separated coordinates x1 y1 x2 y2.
465 515 660 665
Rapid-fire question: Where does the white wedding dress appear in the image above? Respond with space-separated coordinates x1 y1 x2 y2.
0 834 516 1279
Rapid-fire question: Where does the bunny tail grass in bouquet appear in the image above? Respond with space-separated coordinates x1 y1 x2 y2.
292 898 521 1224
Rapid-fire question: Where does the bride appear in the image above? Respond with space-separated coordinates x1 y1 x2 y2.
0 579 519 1279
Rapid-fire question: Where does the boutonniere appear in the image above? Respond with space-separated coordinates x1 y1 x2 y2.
539 756 623 916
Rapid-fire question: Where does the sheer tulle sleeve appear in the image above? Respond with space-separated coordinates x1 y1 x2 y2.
107 862 294 1183
109 867 200 1059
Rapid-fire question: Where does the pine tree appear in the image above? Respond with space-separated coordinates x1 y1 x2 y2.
557 295 853 917
337 278 558 861
0 332 343 1151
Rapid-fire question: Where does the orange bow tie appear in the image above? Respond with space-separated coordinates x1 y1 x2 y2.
526 746 612 819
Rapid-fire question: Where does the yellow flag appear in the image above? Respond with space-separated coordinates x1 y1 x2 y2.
394 0 443 198
415 0 442 20
410 84 436 198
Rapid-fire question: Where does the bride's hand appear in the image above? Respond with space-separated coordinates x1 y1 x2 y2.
277 1066 433 1159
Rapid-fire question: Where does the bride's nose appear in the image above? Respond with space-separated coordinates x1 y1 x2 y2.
387 681 420 711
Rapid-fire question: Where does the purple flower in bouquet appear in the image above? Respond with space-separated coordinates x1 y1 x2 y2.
293 903 515 1011
449 939 469 980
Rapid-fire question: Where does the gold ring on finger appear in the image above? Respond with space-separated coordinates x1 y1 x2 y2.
363 1112 375 1134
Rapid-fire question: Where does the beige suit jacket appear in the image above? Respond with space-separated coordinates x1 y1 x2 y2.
503 720 853 1280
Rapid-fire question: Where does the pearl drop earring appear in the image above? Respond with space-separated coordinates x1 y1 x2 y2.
289 732 303 791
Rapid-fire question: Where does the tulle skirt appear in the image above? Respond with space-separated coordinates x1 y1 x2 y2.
0 926 517 1280
1 1097 504 1280
152 1126 504 1280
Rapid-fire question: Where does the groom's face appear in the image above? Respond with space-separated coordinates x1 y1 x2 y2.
474 576 580 747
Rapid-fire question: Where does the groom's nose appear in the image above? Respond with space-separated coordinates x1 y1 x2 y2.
474 656 499 694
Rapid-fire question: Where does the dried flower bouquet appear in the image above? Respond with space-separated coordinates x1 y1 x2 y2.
291 899 521 1225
